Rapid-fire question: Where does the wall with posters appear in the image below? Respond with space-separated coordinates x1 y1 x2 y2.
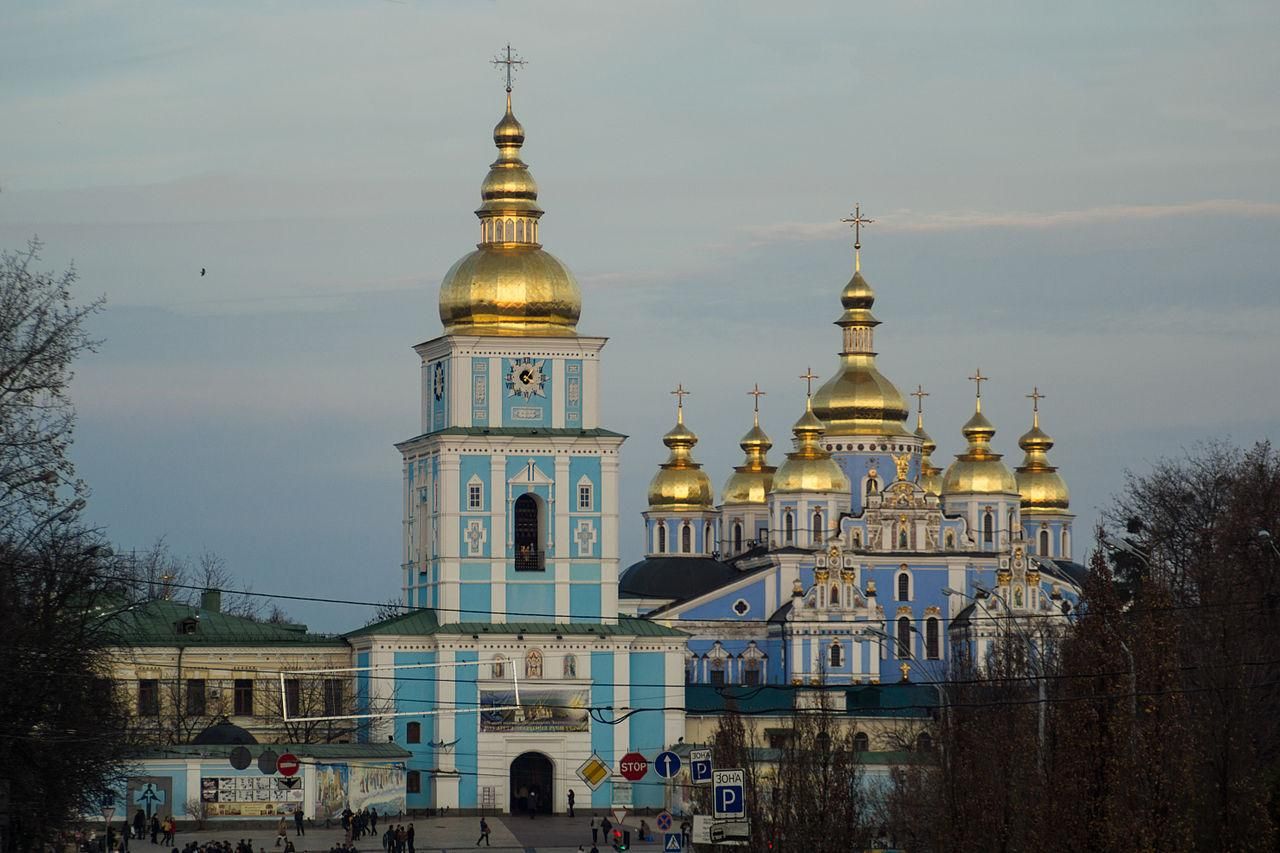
200 776 304 817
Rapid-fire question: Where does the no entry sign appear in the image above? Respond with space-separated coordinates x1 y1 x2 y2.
619 751 649 781
276 753 300 777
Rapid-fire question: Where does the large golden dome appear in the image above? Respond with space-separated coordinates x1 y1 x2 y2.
942 404 1018 496
1016 404 1070 511
723 412 776 505
648 403 714 510
810 258 910 436
437 94 582 337
772 402 851 495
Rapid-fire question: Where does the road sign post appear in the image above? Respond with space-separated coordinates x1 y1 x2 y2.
276 753 300 777
712 769 746 819
619 752 649 782
689 749 712 784
654 751 681 779
663 833 684 851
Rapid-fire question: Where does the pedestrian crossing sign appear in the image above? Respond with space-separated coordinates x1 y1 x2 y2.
664 833 683 851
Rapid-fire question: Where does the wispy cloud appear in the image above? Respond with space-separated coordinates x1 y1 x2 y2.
743 199 1280 244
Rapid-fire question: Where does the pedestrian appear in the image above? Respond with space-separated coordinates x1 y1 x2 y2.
601 815 612 840
382 827 392 853
370 808 378 834
406 824 415 853
527 789 537 820
294 808 304 837
133 811 146 841
120 820 131 851
590 817 598 845
475 817 490 847
567 789 575 818
150 817 160 845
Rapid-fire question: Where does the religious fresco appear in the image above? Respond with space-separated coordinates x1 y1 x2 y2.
312 764 349 820
348 765 406 814
480 688 590 732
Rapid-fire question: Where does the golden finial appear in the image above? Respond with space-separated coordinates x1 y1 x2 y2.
969 368 989 412
491 43 527 111
671 383 689 424
1026 386 1045 428
748 384 766 426
911 384 929 429
899 661 911 682
841 203 875 273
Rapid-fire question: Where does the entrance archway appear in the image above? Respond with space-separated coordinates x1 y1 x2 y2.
510 752 553 815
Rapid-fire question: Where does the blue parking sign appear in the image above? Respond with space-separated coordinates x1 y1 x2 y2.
690 748 712 784
713 768 746 818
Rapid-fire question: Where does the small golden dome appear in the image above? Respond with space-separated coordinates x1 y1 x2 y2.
437 95 582 337
810 264 910 436
1016 408 1070 511
723 412 776 506
942 402 1018 496
772 402 851 495
648 403 714 510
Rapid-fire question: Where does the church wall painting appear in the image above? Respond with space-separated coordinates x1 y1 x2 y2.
348 765 406 814
480 688 590 732
312 764 348 820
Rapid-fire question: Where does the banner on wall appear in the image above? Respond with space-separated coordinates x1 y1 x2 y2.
313 764 349 820
480 689 590 732
200 777 303 817
348 766 406 814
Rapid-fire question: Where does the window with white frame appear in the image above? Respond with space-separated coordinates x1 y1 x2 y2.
578 481 592 511
467 476 483 511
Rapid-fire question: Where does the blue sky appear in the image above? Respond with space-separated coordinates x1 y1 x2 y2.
2 1 1277 631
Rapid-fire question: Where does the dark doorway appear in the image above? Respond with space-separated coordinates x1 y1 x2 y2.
510 751 553 815
514 493 542 571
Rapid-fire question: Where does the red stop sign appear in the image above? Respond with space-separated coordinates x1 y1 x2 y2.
276 753 301 777
619 751 649 781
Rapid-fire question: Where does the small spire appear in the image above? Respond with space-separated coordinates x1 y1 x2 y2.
969 368 989 413
841 203 875 274
799 367 819 410
911 384 930 430
748 383 766 426
1027 386 1045 429
671 383 689 424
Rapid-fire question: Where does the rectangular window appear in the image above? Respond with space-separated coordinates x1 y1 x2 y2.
186 679 207 716
138 679 159 716
284 679 301 717
468 483 483 510
743 667 761 686
323 679 345 716
234 679 254 716
578 484 592 510
406 771 421 794
710 669 726 687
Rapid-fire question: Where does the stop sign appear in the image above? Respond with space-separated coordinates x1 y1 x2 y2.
276 753 301 777
619 751 649 781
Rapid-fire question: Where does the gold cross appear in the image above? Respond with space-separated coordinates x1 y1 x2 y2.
747 383 766 413
491 44 527 93
910 384 929 414
1026 386 1045 412
841 203 875 249
969 368 989 399
671 383 690 416
799 367 819 397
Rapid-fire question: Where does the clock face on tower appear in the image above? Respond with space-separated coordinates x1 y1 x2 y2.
432 361 445 401
505 357 547 400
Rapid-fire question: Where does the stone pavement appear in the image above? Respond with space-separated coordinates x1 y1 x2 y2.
146 815 668 853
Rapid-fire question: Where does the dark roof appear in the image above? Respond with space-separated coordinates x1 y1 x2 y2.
192 719 258 746
350 608 685 639
685 684 937 718
768 601 794 624
397 426 626 447
1039 558 1089 586
104 599 345 647
138 743 411 760
619 556 741 600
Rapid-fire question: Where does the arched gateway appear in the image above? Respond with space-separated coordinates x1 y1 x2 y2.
510 752 553 815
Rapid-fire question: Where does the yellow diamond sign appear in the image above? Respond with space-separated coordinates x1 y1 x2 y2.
577 754 611 790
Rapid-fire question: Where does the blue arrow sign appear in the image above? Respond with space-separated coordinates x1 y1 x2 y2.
654 750 682 779
664 833 683 852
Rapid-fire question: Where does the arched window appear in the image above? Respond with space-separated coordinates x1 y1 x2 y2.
491 658 505 679
926 618 940 660
784 511 794 544
853 731 870 752
983 510 994 545
562 654 577 678
829 642 843 668
897 572 910 602
897 616 912 658
898 525 909 549
852 530 862 548
704 522 712 552
830 585 840 607
1039 528 1050 555
496 219 505 241
681 522 692 553
525 649 543 679
732 522 743 553
506 218 514 239
657 524 666 553
945 530 956 549
516 220 525 242
916 732 934 752
812 509 823 542
406 770 421 794
1062 529 1070 557
514 493 542 571
1009 509 1017 538
406 721 421 744
866 478 879 498
686 653 698 684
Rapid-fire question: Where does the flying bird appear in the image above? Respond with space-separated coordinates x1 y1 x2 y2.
200 268 206 277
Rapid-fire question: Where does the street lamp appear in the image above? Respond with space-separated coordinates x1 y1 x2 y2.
1259 530 1280 559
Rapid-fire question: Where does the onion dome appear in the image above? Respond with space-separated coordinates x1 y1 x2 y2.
810 228 910 436
1016 391 1070 511
772 397 851 495
648 391 714 510
942 379 1017 495
438 92 582 337
912 389 943 496
723 398 777 505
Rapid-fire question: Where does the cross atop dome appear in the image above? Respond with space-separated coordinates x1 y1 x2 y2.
671 383 689 423
799 367 819 398
841 203 875 272
1027 386 1045 427
969 368 989 411
491 43 527 94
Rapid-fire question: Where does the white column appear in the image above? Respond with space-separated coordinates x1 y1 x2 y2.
488 357 503 426
555 455 571 619
582 356 600 429
600 456 620 622
551 359 565 428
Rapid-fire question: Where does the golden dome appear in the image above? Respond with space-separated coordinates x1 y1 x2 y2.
942 402 1018 496
723 412 776 505
772 401 851 495
437 94 582 337
810 259 910 436
1016 405 1070 511
648 402 714 510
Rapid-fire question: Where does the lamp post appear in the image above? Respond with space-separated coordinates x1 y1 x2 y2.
1259 530 1280 560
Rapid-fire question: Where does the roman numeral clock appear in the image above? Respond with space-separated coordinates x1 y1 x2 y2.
504 357 547 400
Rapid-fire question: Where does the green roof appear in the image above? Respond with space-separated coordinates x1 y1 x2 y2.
137 743 411 760
103 599 346 647
397 426 627 446
685 684 938 718
350 609 685 639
